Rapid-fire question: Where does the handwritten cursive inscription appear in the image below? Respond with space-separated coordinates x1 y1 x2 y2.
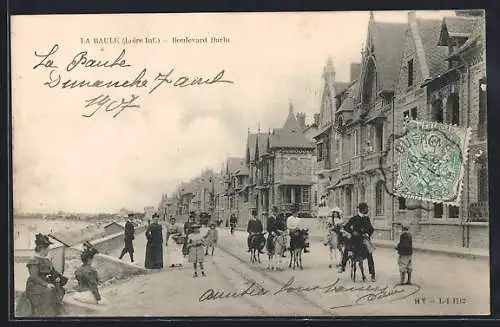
148 69 234 94
31 44 235 118
199 280 269 302
82 94 140 118
199 276 422 310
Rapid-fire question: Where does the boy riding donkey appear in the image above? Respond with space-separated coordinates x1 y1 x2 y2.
266 206 287 270
286 206 310 253
247 208 265 254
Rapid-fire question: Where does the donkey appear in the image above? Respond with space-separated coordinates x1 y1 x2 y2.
289 229 309 270
249 232 267 264
266 232 287 271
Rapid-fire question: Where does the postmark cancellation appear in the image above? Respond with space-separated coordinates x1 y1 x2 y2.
393 119 471 206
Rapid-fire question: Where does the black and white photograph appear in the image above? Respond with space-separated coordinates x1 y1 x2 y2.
10 9 489 317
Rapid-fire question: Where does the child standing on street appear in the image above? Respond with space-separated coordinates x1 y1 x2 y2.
187 224 206 277
396 224 413 285
204 223 218 256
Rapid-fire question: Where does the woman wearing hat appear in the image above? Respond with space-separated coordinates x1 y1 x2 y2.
16 233 68 317
165 216 185 267
187 224 206 277
72 242 108 305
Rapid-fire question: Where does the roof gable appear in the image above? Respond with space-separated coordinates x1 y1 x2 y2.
282 104 303 133
370 21 407 92
417 18 449 79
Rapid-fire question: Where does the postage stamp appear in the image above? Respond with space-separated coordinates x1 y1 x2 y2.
393 119 471 206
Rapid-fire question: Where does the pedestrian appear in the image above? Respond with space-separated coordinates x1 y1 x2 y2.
396 224 413 285
73 242 108 305
118 214 135 263
247 209 264 254
165 216 184 267
229 212 238 235
16 233 68 317
144 214 163 269
184 212 196 236
204 222 218 256
187 224 206 277
339 202 376 282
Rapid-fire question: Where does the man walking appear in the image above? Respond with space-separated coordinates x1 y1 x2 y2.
119 214 135 262
340 202 376 281
247 209 264 254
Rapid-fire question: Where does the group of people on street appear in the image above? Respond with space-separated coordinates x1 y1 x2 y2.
245 205 310 255
323 202 414 284
120 212 218 278
17 234 107 317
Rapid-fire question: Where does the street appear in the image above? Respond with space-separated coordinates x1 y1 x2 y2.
89 227 489 316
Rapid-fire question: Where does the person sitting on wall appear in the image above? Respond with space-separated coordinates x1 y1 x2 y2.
247 209 264 254
73 242 108 305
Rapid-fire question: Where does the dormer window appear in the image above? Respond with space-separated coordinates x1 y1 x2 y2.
407 59 414 87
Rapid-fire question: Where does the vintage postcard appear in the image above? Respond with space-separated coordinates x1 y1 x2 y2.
11 10 489 318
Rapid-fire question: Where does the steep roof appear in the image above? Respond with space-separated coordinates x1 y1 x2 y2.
333 82 351 95
226 157 245 174
417 18 450 79
371 21 407 92
246 132 268 162
270 129 315 149
282 104 303 133
449 16 484 57
438 16 478 46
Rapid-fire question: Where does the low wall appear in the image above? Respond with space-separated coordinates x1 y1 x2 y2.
88 224 147 255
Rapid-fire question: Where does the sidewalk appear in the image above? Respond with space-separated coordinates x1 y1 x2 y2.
231 226 488 260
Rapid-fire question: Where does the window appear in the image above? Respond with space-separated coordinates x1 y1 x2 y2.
360 185 366 202
407 59 414 87
294 187 302 204
434 203 443 218
284 187 292 203
478 78 487 140
354 130 359 155
431 100 444 123
335 139 341 163
317 143 323 162
314 191 318 205
375 123 384 152
410 107 417 120
398 197 407 210
449 205 459 218
478 164 488 202
302 187 310 203
375 181 384 216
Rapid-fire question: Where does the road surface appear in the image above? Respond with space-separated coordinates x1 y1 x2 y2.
88 227 489 316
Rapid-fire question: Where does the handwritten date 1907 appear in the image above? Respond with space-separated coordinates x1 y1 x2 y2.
83 94 140 118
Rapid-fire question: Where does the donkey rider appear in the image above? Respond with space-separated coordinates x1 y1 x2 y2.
286 206 310 253
247 209 264 254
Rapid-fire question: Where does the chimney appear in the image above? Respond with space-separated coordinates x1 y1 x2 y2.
350 63 361 82
296 112 306 130
313 113 320 127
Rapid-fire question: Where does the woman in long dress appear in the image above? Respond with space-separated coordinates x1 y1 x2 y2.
145 214 163 269
72 242 108 305
323 208 344 269
165 217 184 267
16 234 68 317
187 224 206 277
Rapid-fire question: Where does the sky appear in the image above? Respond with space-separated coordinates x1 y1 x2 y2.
11 10 457 214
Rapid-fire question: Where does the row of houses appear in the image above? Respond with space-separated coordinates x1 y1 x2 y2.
312 10 487 248
163 10 488 248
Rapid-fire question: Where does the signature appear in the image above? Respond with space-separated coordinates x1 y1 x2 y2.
199 276 421 310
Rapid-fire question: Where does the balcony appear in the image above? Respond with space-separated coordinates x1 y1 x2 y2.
363 151 384 171
468 201 489 222
351 155 363 173
341 161 351 176
280 203 312 214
